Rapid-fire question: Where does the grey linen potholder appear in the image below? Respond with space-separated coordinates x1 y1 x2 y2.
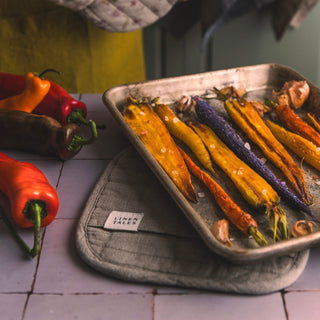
75 147 309 294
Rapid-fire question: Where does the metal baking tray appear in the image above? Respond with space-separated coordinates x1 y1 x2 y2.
103 63 320 262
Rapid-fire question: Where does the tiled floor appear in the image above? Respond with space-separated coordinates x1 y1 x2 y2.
1 94 320 320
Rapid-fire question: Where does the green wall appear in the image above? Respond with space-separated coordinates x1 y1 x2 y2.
212 2 320 85
143 2 320 85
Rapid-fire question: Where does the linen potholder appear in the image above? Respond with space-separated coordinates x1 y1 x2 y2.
75 147 309 294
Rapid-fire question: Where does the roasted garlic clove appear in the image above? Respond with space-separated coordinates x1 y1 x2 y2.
288 80 310 109
210 219 232 246
292 220 316 238
273 80 310 109
175 95 196 114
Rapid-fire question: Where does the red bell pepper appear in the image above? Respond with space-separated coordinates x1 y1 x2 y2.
0 152 59 257
0 71 98 141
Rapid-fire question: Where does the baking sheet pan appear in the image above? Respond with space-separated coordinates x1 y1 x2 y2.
102 63 320 262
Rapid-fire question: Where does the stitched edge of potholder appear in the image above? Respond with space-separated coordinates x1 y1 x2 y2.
75 147 309 294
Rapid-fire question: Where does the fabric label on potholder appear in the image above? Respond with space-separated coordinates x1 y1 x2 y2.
103 211 144 232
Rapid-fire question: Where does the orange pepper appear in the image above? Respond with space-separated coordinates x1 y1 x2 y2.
0 70 52 112
0 152 59 257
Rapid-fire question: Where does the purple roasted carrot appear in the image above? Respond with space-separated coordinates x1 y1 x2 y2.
193 95 317 221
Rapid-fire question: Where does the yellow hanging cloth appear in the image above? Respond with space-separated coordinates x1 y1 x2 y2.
0 0 146 93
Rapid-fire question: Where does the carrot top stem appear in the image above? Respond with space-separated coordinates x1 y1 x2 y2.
266 205 289 242
248 226 268 246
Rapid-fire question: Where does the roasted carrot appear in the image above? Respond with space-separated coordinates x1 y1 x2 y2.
193 96 316 220
267 120 320 173
217 91 310 205
307 113 320 133
189 121 288 241
154 103 215 175
123 101 198 203
274 104 320 147
179 148 268 246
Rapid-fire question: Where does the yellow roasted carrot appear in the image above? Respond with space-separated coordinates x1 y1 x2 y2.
123 101 198 203
221 94 310 205
189 121 288 241
266 120 320 172
154 103 215 174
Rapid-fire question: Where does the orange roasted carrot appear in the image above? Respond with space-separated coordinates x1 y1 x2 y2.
179 148 267 246
307 113 320 133
275 104 320 147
